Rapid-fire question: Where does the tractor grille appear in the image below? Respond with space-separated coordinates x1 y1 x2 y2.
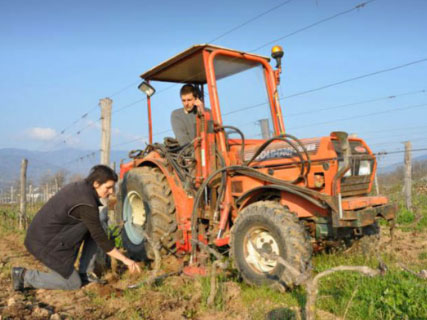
332 140 374 197
340 175 372 196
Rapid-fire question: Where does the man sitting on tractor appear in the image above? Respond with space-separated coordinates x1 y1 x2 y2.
171 84 205 146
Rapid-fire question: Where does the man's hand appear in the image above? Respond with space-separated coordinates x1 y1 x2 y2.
124 258 141 274
194 98 204 114
107 248 141 274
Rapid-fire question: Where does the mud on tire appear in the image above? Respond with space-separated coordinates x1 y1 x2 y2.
230 201 312 290
119 166 177 261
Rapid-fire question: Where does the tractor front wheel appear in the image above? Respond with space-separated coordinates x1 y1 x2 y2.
230 201 312 290
119 166 177 261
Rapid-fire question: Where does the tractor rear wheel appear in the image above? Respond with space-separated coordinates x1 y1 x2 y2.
119 167 177 261
230 201 312 290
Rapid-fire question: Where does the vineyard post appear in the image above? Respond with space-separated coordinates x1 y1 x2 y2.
19 158 28 229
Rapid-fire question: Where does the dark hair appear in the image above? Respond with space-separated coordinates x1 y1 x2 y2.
85 165 118 185
180 84 198 98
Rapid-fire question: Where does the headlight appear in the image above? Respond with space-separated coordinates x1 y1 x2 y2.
358 160 371 176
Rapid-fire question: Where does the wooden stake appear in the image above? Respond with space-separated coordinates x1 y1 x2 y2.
374 173 380 195
404 141 412 211
10 186 14 203
19 158 28 229
99 98 112 167
29 184 33 208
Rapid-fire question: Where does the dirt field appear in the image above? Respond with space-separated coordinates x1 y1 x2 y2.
0 229 251 320
1 224 425 320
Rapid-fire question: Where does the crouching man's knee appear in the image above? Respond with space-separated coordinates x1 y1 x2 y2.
65 272 82 290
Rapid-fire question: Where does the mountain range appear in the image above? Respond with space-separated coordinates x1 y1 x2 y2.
0 148 129 189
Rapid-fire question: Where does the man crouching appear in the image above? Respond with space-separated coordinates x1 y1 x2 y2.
12 165 141 291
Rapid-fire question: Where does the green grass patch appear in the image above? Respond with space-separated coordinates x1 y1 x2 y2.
414 215 427 231
418 251 427 260
0 204 42 235
122 286 148 303
199 275 225 310
396 208 415 225
317 270 427 319
312 251 427 319
313 252 381 271
384 191 427 232
240 283 304 319
154 276 195 300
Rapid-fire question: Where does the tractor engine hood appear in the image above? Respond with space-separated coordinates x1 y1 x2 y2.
242 138 321 163
228 134 376 197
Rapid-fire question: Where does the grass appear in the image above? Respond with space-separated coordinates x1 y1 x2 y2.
309 185 427 319
0 203 41 235
313 251 427 320
1 183 426 320
199 274 225 310
393 193 427 231
240 284 304 320
318 270 427 319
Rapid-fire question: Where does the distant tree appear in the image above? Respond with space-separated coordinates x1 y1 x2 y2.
413 160 427 180
378 159 427 193
68 173 84 183
39 171 53 187
52 169 68 189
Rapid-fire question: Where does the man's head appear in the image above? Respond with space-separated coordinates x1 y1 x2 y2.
85 165 118 199
180 84 198 113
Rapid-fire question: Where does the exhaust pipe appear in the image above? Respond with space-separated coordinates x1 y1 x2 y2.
331 131 351 220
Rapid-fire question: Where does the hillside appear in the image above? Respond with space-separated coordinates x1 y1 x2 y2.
0 148 129 189
377 152 427 174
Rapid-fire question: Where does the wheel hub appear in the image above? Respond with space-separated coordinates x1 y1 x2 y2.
128 191 146 226
244 228 279 273
123 190 147 245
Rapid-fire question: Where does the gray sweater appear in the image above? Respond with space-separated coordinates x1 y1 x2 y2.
171 108 197 146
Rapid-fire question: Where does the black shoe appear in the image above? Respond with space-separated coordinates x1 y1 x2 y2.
79 272 106 286
12 267 26 291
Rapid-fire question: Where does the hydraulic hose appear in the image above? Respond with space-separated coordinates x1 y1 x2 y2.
218 125 246 164
214 146 227 217
244 136 304 184
244 134 311 182
284 133 312 177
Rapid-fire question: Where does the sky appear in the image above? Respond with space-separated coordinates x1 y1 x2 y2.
1 0 427 170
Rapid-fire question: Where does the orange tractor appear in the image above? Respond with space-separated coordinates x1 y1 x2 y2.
116 44 395 288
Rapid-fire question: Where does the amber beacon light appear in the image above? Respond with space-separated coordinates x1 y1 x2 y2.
271 45 284 68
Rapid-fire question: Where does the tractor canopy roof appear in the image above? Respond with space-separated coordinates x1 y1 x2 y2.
140 44 271 84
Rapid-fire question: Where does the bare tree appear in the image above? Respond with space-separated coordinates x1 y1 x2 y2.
68 173 84 183
53 169 68 188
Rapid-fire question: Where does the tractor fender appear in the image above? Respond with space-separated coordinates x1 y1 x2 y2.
236 185 329 219
134 159 194 227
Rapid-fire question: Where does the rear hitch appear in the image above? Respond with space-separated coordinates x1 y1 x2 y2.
353 227 363 236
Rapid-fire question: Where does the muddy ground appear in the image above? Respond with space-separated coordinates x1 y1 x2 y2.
0 226 426 320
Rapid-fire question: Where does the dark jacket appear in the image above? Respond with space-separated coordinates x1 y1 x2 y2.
24 180 102 278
